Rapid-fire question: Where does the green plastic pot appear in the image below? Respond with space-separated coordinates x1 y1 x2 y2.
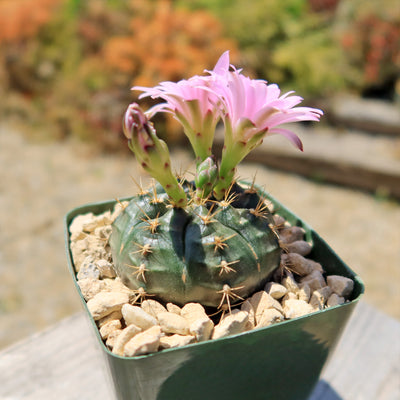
64 187 364 400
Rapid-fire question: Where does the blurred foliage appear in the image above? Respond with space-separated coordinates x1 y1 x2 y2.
103 0 238 88
336 0 400 99
0 0 398 151
0 0 238 151
178 0 346 98
0 0 61 43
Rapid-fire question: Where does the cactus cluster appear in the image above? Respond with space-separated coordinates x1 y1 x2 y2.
110 51 322 308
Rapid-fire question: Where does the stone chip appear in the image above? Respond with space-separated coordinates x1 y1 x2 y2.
157 312 190 335
212 310 249 339
159 334 196 349
256 308 284 328
87 291 130 320
99 319 122 339
283 299 315 319
264 282 288 300
249 291 283 324
327 293 345 307
96 259 116 279
301 270 326 291
123 326 162 357
112 324 142 356
122 304 158 330
141 299 167 318
327 275 354 297
77 278 105 301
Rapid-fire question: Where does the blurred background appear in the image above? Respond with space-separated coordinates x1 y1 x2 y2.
0 0 399 350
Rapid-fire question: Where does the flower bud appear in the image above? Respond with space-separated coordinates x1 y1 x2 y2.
195 156 218 198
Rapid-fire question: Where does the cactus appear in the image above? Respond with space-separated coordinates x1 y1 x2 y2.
110 51 323 308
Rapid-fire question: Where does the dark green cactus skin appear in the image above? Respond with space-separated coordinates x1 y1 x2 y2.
110 183 281 307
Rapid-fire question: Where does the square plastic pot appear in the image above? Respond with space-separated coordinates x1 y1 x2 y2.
64 189 364 400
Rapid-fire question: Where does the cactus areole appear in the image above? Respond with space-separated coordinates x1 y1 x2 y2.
110 51 323 308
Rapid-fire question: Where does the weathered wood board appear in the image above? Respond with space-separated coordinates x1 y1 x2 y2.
0 302 398 400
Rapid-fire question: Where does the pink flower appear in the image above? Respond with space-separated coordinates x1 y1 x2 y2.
208 53 323 151
207 51 323 198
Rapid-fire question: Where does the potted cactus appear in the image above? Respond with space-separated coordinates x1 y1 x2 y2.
65 51 364 400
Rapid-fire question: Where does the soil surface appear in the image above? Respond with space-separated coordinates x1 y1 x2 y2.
1 124 399 350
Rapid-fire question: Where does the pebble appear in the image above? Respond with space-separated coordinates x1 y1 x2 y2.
83 213 112 233
241 300 255 329
212 310 249 339
249 291 283 324
122 304 158 330
123 326 162 357
301 270 326 291
180 304 214 340
97 310 123 327
69 213 95 235
285 241 312 256
87 291 130 320
264 282 287 299
272 214 286 228
281 253 313 276
327 275 354 297
281 271 299 293
256 308 284 328
157 312 190 335
77 256 100 280
297 283 311 302
309 291 325 311
99 319 122 339
96 259 116 279
189 318 214 342
279 226 305 244
141 299 167 318
94 225 112 240
160 334 196 349
317 286 333 301
102 277 137 301
281 292 298 303
166 303 182 315
71 236 109 271
106 329 122 349
77 278 105 301
70 240 88 270
181 303 208 324
327 293 345 307
112 324 142 356
283 299 315 319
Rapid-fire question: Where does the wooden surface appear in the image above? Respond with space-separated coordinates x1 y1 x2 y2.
0 301 399 400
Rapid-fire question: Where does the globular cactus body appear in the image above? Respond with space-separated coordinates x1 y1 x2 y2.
110 183 281 307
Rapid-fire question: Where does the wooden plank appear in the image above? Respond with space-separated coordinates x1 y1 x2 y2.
309 302 400 400
0 302 398 400
0 313 115 400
